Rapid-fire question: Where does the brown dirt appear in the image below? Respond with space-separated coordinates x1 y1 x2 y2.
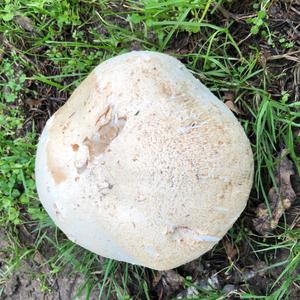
2 263 101 300
0 227 101 300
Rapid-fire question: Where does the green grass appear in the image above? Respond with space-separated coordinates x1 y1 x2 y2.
0 103 37 224
0 0 299 299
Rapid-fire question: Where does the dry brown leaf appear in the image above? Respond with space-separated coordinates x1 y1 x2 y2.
253 152 296 235
223 91 245 115
223 240 237 260
153 270 184 299
24 98 43 108
225 100 244 115
286 204 300 229
223 91 234 102
14 15 35 32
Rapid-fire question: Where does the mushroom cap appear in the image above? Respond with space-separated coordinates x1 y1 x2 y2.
35 51 253 270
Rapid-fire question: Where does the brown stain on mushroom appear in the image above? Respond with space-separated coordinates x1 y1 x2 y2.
44 73 100 185
46 114 69 184
72 144 79 151
160 82 173 97
47 146 67 184
83 105 127 162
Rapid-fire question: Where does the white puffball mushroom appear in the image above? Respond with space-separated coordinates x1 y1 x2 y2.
35 51 253 271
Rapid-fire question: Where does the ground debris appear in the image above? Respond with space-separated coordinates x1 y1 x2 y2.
152 270 184 299
223 92 244 115
223 239 238 260
175 273 221 299
176 286 199 299
13 15 36 32
222 284 237 295
180 259 204 276
197 273 221 291
225 100 244 115
253 152 297 235
24 98 43 109
1 261 101 300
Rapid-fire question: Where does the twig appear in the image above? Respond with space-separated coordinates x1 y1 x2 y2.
266 50 300 62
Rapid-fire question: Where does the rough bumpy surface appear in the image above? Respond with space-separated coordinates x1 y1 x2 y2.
35 51 254 270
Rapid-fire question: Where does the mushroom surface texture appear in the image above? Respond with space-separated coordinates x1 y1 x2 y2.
35 51 254 271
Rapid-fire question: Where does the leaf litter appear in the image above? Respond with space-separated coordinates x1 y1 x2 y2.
253 151 297 235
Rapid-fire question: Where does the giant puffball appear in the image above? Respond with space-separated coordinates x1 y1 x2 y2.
35 51 253 270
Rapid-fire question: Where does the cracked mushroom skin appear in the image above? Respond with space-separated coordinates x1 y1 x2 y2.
35 51 254 271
